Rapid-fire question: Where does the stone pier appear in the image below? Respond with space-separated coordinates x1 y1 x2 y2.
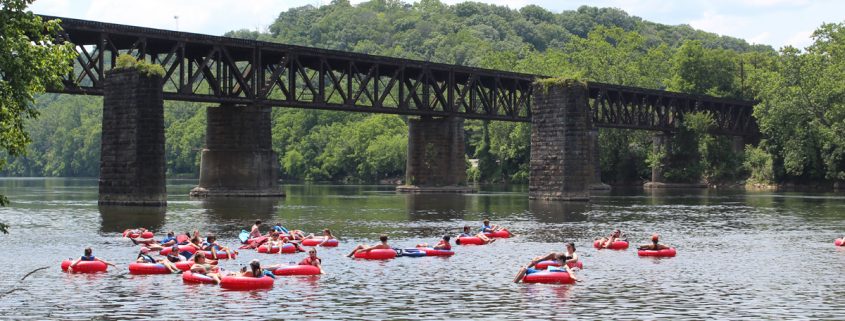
396 116 474 193
528 80 592 201
99 69 167 206
190 105 283 197
589 128 611 190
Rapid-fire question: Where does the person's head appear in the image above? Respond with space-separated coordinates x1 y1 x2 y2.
483 218 490 225
270 231 279 239
249 259 261 276
207 235 216 242
613 229 621 237
191 236 200 244
170 246 179 255
84 248 92 257
323 229 332 236
167 231 174 237
566 242 576 252
274 222 281 227
442 235 451 242
308 248 318 258
139 247 150 254
463 226 470 232
651 233 659 244
254 220 262 226
379 235 388 243
194 254 205 263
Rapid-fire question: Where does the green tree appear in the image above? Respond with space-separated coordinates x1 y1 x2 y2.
0 0 76 233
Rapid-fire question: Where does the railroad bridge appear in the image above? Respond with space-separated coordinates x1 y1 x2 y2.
44 16 758 205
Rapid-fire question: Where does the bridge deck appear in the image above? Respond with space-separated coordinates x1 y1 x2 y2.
44 15 757 136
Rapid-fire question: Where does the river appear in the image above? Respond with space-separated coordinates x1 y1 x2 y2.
0 178 843 320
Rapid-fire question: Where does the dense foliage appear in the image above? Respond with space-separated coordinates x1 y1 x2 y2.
2 0 842 188
0 0 76 232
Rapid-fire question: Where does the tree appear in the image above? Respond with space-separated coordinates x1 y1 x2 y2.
0 0 76 233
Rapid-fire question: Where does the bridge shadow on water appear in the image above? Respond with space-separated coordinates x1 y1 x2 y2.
199 197 280 222
405 193 467 221
98 205 166 234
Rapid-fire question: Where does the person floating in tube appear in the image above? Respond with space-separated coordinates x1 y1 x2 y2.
347 234 391 257
67 248 116 272
638 233 671 251
513 243 580 283
417 235 452 250
455 226 494 245
595 229 626 249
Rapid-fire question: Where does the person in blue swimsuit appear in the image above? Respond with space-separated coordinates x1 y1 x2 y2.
239 259 275 279
513 243 580 283
480 218 504 233
457 225 493 244
272 222 289 234
68 248 115 272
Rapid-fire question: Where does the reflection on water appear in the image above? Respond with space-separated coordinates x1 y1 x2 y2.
1 178 844 320
98 205 166 233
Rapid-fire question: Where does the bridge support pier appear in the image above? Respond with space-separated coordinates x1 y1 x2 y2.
529 80 591 201
396 116 474 193
589 128 611 190
190 105 283 197
99 69 167 206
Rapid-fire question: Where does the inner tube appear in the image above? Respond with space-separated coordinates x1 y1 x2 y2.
219 275 274 290
160 245 197 255
534 260 583 269
272 265 321 276
301 238 339 247
176 234 189 244
174 261 194 271
456 237 484 245
593 240 630 250
140 231 154 239
836 239 845 246
637 248 677 257
397 248 427 257
483 229 511 238
201 250 235 260
257 244 280 254
128 262 171 275
123 230 140 238
353 249 396 260
522 271 575 284
182 271 216 284
61 260 108 273
419 248 455 257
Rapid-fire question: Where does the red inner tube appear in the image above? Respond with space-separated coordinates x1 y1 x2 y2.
140 231 154 239
219 275 274 290
523 271 574 284
483 229 511 238
128 262 170 275
272 265 321 276
61 260 108 273
456 237 485 245
353 249 396 260
637 248 677 257
174 261 195 271
593 240 630 250
182 271 216 284
301 238 339 247
836 239 845 246
160 245 197 255
419 248 455 256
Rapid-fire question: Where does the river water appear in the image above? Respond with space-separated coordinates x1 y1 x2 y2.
0 178 844 320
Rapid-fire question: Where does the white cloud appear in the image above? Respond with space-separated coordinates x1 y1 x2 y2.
784 30 814 49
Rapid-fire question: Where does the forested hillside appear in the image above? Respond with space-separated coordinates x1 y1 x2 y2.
3 0 843 187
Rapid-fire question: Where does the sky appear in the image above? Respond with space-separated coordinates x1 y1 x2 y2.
29 0 845 49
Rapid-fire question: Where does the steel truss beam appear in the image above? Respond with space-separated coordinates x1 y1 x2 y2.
45 15 757 136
